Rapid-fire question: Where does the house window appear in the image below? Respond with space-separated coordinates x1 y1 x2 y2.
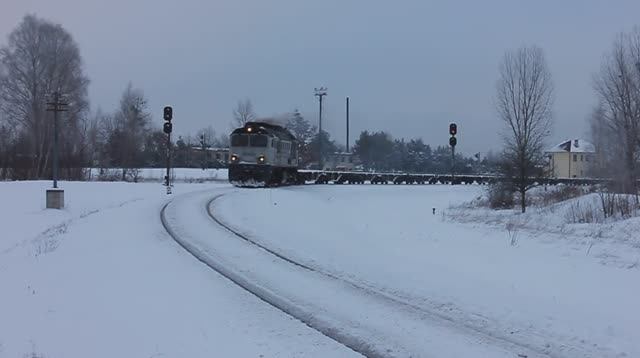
585 155 590 162
573 154 577 162
216 153 221 160
580 155 583 162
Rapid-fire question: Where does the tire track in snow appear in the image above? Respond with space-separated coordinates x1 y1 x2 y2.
206 193 601 358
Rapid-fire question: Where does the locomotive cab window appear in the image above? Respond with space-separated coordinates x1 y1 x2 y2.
250 135 268 147
231 134 249 147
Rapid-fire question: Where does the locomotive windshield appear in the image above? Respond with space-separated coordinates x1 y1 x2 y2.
231 134 268 147
231 134 249 146
250 135 268 147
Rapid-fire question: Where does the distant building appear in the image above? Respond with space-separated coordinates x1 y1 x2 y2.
546 139 595 178
191 146 230 167
325 152 360 171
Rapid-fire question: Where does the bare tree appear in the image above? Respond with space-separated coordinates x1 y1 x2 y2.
232 98 256 127
588 104 617 178
0 14 89 179
196 126 216 169
593 28 640 193
495 46 554 213
0 123 13 179
117 83 150 180
199 126 217 146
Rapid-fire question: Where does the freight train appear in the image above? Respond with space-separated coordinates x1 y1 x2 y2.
228 122 301 187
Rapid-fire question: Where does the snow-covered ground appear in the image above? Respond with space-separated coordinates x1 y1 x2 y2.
3 181 638 357
214 185 640 357
86 168 228 182
448 189 640 268
0 181 358 358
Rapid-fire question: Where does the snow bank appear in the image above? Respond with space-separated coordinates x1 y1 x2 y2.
449 189 640 267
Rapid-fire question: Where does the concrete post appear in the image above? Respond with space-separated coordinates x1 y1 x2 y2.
46 189 64 209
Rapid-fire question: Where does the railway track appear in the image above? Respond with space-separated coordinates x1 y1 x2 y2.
160 194 383 358
159 190 605 358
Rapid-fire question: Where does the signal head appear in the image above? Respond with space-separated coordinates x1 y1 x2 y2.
163 106 173 121
163 122 173 134
449 123 457 136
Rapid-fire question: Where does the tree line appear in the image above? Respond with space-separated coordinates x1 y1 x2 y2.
282 109 487 173
1 14 638 197
589 28 640 194
0 15 230 180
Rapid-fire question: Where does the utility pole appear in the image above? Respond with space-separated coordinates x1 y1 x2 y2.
46 92 68 189
45 91 68 209
346 97 350 153
314 87 327 169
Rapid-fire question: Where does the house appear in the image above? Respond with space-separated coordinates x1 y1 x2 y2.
546 139 596 178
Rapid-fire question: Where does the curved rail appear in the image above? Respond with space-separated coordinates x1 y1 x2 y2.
205 195 569 358
160 198 380 358
159 191 600 358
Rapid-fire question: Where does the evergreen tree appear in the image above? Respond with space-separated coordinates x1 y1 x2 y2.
286 109 317 165
142 129 169 167
308 130 338 164
353 131 394 170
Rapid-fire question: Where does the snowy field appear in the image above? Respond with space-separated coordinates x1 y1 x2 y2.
0 181 358 358
214 185 640 357
86 168 228 182
2 181 639 357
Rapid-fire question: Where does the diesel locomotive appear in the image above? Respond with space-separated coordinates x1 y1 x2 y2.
228 121 300 186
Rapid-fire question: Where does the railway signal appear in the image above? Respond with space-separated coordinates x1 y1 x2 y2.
163 106 173 122
163 106 173 134
449 122 457 185
163 106 173 193
200 132 208 170
449 123 457 136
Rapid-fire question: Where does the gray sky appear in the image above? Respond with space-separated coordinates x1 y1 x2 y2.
3 0 640 155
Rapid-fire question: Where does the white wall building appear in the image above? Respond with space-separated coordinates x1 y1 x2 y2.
546 139 596 178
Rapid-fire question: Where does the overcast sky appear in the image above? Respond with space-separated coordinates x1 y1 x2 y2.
3 0 640 155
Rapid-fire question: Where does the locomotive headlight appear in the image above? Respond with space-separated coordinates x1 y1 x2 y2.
257 155 266 164
230 154 239 162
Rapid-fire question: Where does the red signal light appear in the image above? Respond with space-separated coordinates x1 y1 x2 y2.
449 123 457 136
